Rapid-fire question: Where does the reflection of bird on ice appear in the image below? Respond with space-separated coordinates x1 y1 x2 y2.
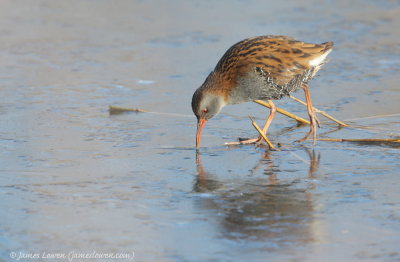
194 149 327 245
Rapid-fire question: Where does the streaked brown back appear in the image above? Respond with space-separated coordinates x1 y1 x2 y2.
214 35 333 87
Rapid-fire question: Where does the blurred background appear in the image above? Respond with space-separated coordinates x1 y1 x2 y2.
0 0 399 261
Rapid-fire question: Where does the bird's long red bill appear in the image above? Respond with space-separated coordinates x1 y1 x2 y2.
196 118 207 149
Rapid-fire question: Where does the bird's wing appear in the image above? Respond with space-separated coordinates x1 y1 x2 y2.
216 36 333 86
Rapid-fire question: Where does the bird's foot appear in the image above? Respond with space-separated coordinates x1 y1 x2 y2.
296 123 317 143
297 131 313 143
297 108 318 144
225 137 259 146
315 114 321 128
225 137 277 150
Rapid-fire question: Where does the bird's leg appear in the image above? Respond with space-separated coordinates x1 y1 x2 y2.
298 84 318 143
255 100 277 146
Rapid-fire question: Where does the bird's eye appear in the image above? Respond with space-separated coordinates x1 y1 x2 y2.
202 108 208 113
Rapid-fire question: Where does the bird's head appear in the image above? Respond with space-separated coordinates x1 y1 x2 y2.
191 88 226 149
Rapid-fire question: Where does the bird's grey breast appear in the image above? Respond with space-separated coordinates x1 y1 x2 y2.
227 67 290 104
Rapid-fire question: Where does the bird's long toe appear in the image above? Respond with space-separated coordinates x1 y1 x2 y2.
225 137 260 146
297 119 317 143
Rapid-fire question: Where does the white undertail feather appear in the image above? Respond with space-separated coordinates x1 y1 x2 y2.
309 49 332 68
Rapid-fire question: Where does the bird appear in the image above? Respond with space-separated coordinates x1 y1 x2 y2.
191 35 333 149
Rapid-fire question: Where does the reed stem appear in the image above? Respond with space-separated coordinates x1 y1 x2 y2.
289 96 348 127
248 116 275 149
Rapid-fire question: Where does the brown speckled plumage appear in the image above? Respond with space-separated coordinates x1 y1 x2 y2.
192 35 333 148
200 35 332 101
